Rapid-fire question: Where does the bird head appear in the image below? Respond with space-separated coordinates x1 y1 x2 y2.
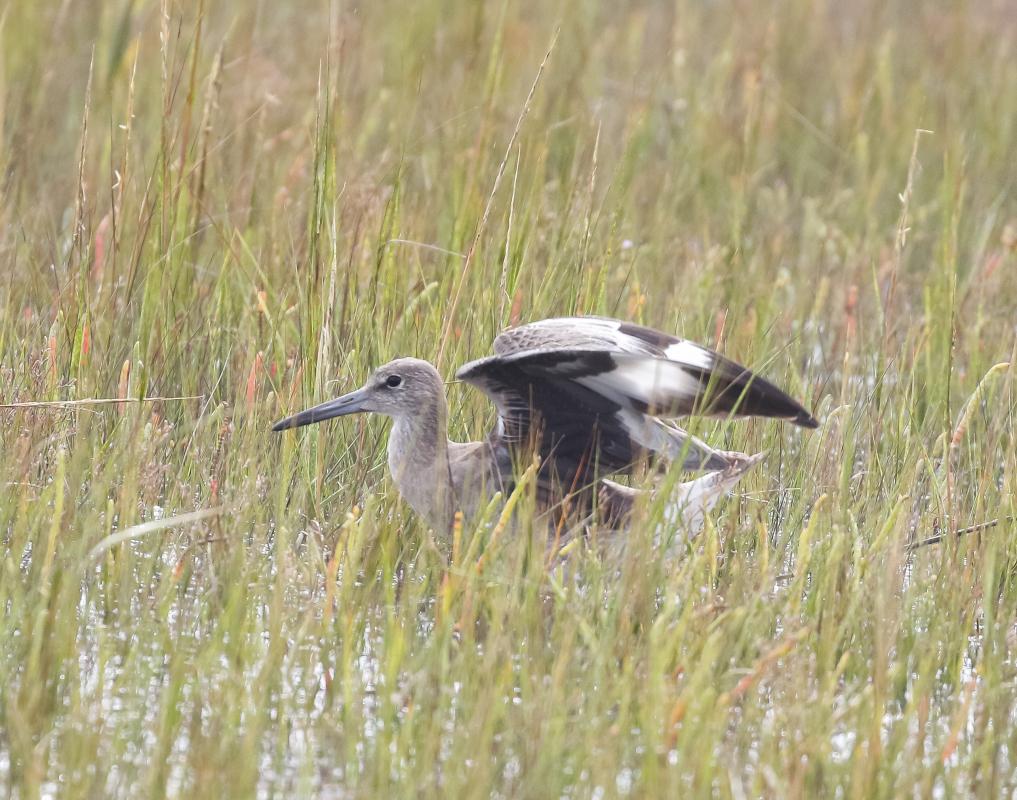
271 357 443 431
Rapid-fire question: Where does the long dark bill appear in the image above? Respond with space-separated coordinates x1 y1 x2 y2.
271 388 370 432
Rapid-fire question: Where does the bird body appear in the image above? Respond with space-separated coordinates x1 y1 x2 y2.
273 316 818 535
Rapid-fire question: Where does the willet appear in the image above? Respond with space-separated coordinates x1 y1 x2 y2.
272 316 818 535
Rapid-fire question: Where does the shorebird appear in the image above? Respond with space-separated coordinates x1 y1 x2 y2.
273 316 818 535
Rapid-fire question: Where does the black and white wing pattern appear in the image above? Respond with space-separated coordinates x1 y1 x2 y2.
490 316 818 427
458 347 730 474
456 316 816 496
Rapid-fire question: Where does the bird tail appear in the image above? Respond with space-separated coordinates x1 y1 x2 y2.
662 450 766 536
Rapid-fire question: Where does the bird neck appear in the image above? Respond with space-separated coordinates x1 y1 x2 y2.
387 397 454 531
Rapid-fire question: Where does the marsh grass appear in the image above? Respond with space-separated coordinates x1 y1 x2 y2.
1 1 1016 797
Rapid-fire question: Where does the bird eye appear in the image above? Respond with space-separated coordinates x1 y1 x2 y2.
385 375 403 388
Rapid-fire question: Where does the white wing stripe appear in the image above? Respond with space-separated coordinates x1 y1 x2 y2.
664 340 714 370
576 357 703 410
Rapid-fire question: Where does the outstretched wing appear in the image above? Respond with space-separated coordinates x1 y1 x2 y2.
456 315 816 498
457 349 732 488
490 316 819 427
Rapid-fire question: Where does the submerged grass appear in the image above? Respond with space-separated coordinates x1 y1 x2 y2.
1 0 1016 797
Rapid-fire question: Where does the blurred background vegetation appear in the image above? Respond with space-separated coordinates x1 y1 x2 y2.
1 0 1015 797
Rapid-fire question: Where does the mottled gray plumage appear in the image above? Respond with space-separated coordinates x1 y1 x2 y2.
272 316 818 533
